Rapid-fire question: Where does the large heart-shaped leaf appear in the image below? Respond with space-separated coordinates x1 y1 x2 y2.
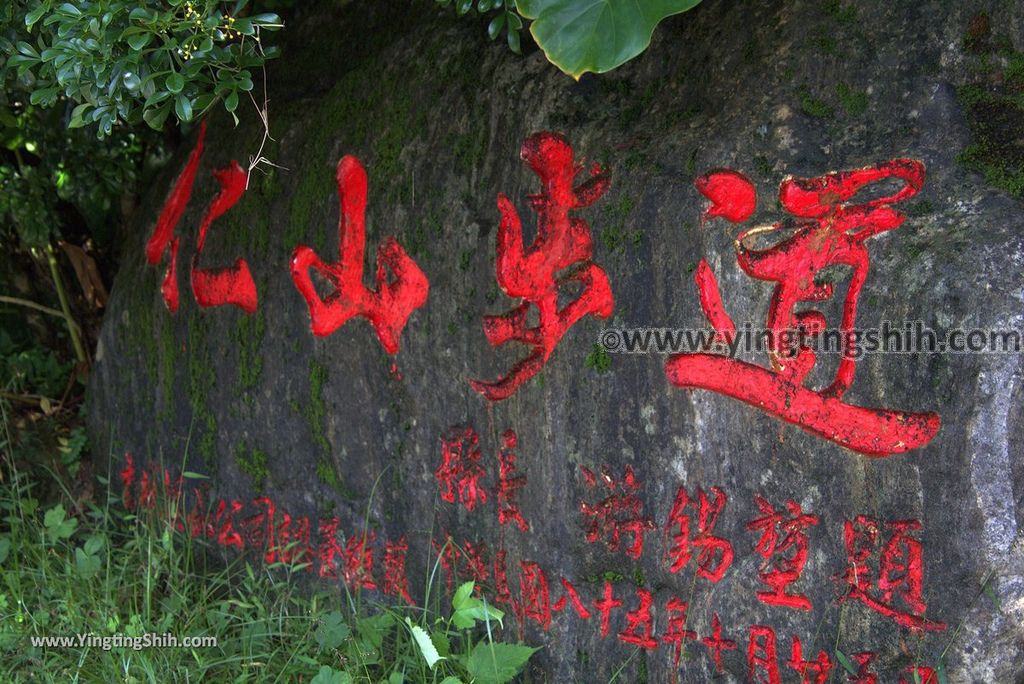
516 0 703 79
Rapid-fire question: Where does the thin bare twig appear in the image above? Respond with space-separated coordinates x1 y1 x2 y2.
245 35 288 189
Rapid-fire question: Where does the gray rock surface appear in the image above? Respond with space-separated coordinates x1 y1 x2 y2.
89 0 1024 680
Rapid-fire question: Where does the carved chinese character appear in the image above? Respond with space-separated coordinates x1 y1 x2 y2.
146 121 258 313
748 625 781 684
496 430 529 532
746 495 819 610
519 561 552 630
471 132 614 401
435 426 488 512
290 155 428 353
701 613 737 673
316 517 344 578
662 597 698 668
341 530 377 590
838 516 946 631
580 465 655 559
787 635 833 684
664 485 733 582
383 537 414 605
668 162 940 455
618 588 658 649
592 581 623 638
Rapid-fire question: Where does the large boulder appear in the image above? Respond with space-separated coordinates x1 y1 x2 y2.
89 0 1024 680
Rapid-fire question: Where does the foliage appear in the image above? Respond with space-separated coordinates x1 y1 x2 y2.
436 0 524 54
0 100 158 249
0 442 538 682
438 0 703 79
2 1 283 136
517 0 703 79
0 330 71 398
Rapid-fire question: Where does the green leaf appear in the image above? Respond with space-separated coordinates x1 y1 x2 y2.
406 618 444 669
182 471 209 479
84 534 105 556
452 587 505 630
0 537 10 565
43 504 77 540
126 32 151 51
431 631 451 658
57 3 81 17
488 13 506 40
16 42 39 59
166 72 185 93
250 13 282 25
515 0 703 78
129 7 156 22
310 666 351 684
936 659 949 684
465 642 538 684
835 648 857 675
143 103 171 130
315 610 349 649
25 4 47 27
174 94 193 122
75 547 101 579
453 581 476 610
29 87 59 106
507 27 521 54
439 678 463 684
224 90 239 113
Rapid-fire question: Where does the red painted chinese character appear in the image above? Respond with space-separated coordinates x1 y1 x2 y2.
189 161 257 312
746 495 819 610
748 625 781 684
343 532 378 590
138 467 157 510
701 613 737 673
241 496 277 562
667 162 940 456
899 666 937 684
433 536 461 593
383 537 414 605
618 588 657 650
145 121 258 313
461 541 490 588
496 429 529 532
342 531 377 590
435 427 488 512
146 123 206 312
316 517 344 578
848 651 879 684
664 485 733 582
553 578 591 620
213 499 245 550
838 516 946 631
290 155 428 354
470 132 614 401
662 597 697 668
276 513 312 566
579 465 655 559
493 548 513 608
519 561 552 630
185 485 212 539
592 581 623 638
787 636 833 684
119 454 136 510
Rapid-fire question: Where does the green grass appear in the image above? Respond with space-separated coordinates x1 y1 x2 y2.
0 410 538 682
